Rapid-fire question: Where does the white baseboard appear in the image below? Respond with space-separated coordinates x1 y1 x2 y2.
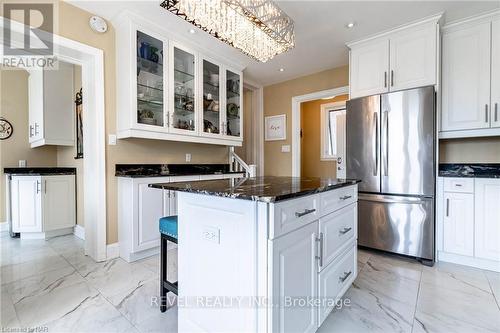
74 225 85 240
438 251 500 272
107 243 120 260
0 222 8 232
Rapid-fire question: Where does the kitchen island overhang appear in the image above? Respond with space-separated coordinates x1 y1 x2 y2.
150 177 360 333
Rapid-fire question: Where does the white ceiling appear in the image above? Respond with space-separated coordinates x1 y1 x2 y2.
69 1 499 86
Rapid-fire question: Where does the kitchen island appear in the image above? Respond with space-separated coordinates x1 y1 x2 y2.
151 177 360 333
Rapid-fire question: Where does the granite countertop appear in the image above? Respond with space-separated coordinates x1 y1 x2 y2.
115 164 244 178
4 167 76 176
150 176 361 203
439 164 500 178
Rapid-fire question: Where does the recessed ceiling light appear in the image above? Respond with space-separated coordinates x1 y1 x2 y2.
189 28 196 34
279 68 285 72
346 22 355 29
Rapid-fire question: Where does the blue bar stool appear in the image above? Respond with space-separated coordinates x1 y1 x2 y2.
159 215 178 312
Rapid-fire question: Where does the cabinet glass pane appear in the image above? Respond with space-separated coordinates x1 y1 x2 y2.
203 60 220 134
226 70 241 137
137 31 164 127
173 47 196 131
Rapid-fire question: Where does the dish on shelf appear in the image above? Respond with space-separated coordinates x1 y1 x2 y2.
227 103 239 117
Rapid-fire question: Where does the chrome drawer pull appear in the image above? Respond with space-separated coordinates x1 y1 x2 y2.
316 233 324 267
339 227 352 235
339 271 352 283
295 208 316 217
340 195 352 200
455 184 462 187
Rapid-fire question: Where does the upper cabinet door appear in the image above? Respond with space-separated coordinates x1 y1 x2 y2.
474 178 500 261
136 30 166 129
441 22 491 131
491 19 500 128
389 23 437 91
349 38 389 99
201 58 222 137
170 43 198 135
224 68 243 139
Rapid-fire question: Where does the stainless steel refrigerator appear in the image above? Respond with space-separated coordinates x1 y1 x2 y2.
346 86 435 264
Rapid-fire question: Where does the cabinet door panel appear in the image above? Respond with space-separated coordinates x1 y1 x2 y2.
28 70 44 142
11 176 42 233
443 192 474 256
270 222 318 333
491 19 500 128
349 38 389 99
441 22 491 131
474 179 500 261
201 58 222 136
389 23 436 91
43 176 75 231
225 68 242 139
136 184 163 250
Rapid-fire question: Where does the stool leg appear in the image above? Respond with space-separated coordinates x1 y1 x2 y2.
160 235 168 312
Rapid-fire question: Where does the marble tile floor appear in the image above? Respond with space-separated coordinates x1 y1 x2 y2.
1 232 499 333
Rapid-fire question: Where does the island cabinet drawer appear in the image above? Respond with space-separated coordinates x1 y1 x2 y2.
270 194 320 239
320 185 357 216
319 203 357 270
444 178 474 193
318 241 357 326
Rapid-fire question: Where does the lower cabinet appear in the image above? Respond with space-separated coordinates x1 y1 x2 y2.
438 177 500 271
11 175 76 236
270 222 319 333
442 192 474 256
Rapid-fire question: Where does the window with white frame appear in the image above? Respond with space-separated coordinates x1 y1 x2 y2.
320 102 346 161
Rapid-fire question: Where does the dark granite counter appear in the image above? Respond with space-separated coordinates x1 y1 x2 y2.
150 176 360 203
4 167 76 176
115 164 243 178
439 164 500 178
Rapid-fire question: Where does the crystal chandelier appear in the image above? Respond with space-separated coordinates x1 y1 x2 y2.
160 0 295 62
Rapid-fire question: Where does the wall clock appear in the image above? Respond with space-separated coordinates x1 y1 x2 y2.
0 117 13 140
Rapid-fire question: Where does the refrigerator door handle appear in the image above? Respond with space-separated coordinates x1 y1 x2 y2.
373 112 379 176
383 111 389 176
359 194 431 204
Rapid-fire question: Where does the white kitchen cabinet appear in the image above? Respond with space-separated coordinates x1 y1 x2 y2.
442 192 474 256
11 176 42 233
28 61 75 148
137 184 166 252
114 12 243 146
474 179 500 261
348 15 440 99
11 175 75 238
349 38 389 99
389 22 437 91
270 222 319 333
441 21 491 132
491 18 500 128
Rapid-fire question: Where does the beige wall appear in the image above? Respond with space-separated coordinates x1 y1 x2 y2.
0 68 58 222
263 66 349 176
300 94 349 178
440 138 500 163
2 2 229 243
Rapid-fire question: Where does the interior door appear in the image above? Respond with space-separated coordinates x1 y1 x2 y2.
381 87 435 196
346 95 380 193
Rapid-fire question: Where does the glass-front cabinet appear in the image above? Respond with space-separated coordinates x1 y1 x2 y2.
116 15 243 145
136 31 165 128
225 69 242 139
201 58 222 136
170 44 197 134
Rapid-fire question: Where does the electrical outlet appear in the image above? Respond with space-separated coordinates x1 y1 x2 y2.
108 134 117 145
185 153 191 162
19 160 27 167
202 226 220 244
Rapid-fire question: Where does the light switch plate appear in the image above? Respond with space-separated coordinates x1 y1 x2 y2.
185 153 192 162
18 160 27 167
281 145 290 153
202 226 220 244
108 134 117 145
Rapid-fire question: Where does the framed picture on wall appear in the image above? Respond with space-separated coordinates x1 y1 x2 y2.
265 114 286 141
